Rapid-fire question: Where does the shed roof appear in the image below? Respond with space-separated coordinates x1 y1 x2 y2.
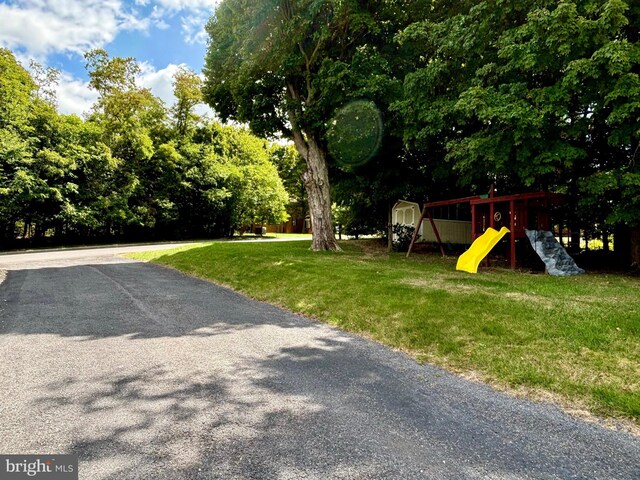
393 200 420 210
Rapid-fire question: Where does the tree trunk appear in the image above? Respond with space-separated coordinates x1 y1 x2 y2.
569 224 581 254
631 226 640 268
286 79 339 251
614 223 631 267
304 140 340 251
291 133 340 251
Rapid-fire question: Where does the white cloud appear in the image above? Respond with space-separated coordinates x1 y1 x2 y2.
194 103 214 118
120 9 152 32
55 73 99 116
137 61 182 106
180 13 209 45
145 0 218 44
152 0 217 11
23 61 212 118
0 0 221 59
154 18 171 30
0 0 149 58
137 62 214 118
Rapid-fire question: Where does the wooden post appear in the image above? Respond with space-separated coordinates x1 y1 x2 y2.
487 200 495 268
490 203 495 229
489 186 496 266
387 201 393 253
426 208 446 257
487 184 496 262
406 204 426 258
471 204 477 240
510 200 516 269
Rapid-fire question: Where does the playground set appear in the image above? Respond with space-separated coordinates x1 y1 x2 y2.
406 188 584 276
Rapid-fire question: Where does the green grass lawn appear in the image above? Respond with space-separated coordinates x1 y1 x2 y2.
129 240 640 427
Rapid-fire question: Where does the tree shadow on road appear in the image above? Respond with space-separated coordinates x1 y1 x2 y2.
26 337 640 480
32 338 411 479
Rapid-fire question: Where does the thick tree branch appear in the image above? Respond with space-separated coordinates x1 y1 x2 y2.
297 42 313 102
286 82 309 157
289 121 309 159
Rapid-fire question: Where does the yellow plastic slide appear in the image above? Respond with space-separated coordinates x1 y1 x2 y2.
456 227 510 273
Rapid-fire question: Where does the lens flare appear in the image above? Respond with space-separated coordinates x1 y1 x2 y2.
327 100 383 169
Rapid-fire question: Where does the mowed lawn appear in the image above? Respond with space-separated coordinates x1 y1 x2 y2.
129 240 640 426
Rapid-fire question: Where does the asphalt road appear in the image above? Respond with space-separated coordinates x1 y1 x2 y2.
0 246 638 479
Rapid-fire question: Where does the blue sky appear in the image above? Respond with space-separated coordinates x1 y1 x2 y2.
0 0 220 115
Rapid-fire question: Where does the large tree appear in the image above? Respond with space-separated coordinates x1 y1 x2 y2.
85 49 170 233
0 46 292 246
0 49 36 241
203 0 423 250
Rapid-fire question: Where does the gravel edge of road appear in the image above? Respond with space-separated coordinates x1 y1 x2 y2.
0 269 5 286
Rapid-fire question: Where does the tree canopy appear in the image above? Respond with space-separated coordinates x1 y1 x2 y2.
0 48 289 247
395 0 639 260
2 0 639 264
203 0 426 250
204 0 639 263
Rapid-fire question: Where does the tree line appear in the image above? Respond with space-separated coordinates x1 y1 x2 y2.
0 48 295 247
203 0 639 265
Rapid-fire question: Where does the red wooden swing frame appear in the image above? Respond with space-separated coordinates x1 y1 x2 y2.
406 189 565 269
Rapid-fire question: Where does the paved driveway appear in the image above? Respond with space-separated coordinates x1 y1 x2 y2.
0 246 638 479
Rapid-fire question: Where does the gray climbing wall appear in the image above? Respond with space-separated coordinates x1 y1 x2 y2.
525 229 585 276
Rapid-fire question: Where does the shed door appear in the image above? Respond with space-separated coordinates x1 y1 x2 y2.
405 208 414 225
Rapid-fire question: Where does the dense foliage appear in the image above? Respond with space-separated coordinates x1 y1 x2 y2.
2 1 638 262
0 48 290 247
396 0 640 252
203 0 432 250
205 0 639 263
